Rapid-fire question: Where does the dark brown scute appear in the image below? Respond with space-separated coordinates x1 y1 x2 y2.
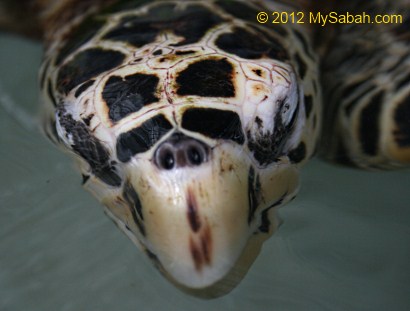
57 48 125 94
181 108 245 144
102 73 159 122
116 114 173 162
215 26 289 61
57 109 122 187
176 58 235 97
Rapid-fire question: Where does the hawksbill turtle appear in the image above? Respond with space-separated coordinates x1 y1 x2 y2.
0 0 409 298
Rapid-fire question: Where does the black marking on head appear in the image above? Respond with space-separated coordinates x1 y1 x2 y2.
187 188 201 233
393 95 410 147
103 4 223 48
288 142 306 164
258 196 285 234
175 50 195 56
57 109 122 187
255 117 263 128
116 114 173 162
294 53 307 79
253 69 262 77
57 48 125 94
247 166 261 225
248 100 299 166
153 49 163 56
102 73 160 122
182 108 245 144
215 27 289 60
304 95 313 118
123 181 145 236
56 17 106 66
359 91 383 155
176 58 235 97
75 80 95 98
82 114 94 127
47 80 57 107
145 248 163 271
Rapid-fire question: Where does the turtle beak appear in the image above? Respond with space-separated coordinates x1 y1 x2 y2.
128 142 252 292
119 139 299 297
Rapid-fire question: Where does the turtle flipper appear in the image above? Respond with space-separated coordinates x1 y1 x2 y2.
318 0 410 169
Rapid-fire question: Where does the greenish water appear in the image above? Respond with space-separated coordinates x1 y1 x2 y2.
0 34 409 311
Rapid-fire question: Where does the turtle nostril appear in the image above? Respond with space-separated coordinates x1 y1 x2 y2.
156 146 175 170
187 146 204 166
154 133 210 169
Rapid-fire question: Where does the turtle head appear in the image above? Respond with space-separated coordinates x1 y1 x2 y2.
49 43 312 297
52 59 308 298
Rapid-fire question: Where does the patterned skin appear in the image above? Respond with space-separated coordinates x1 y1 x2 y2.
0 0 408 298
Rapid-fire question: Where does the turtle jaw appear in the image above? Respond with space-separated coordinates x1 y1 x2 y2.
120 142 300 296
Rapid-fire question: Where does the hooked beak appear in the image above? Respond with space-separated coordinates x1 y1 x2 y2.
118 142 298 297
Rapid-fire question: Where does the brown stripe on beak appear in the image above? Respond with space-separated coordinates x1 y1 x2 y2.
187 187 201 232
189 223 212 272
